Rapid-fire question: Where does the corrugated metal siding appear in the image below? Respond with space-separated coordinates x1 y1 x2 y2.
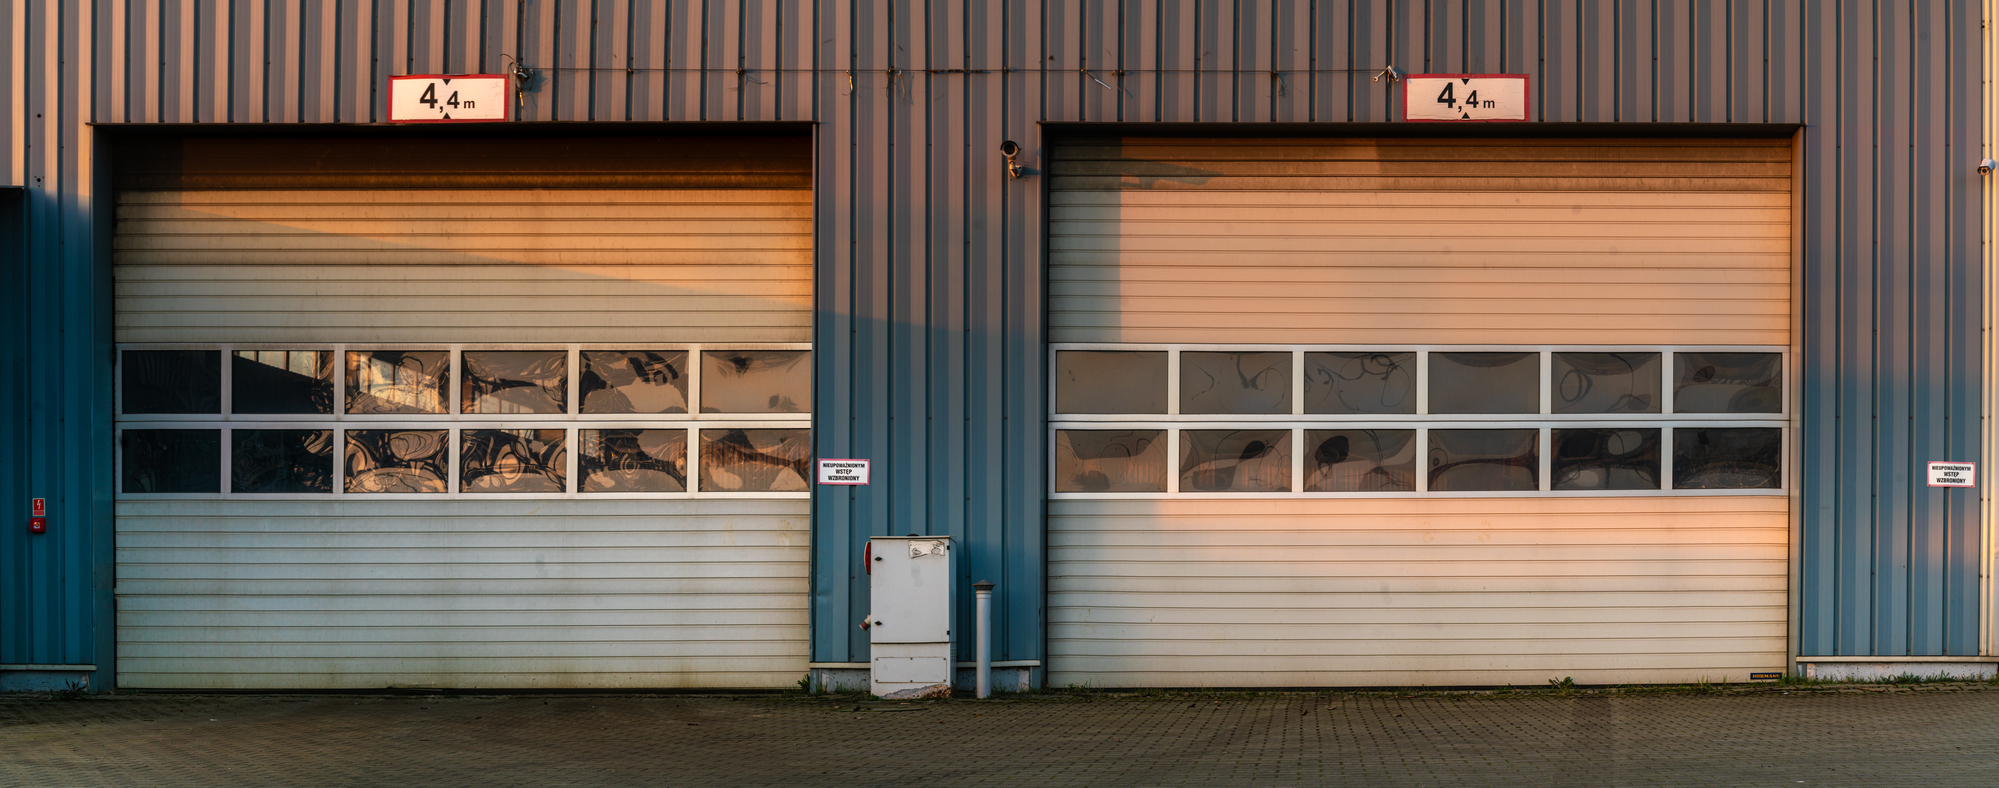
1048 137 1793 346
1049 498 1789 688
0 1 1985 685
116 500 809 689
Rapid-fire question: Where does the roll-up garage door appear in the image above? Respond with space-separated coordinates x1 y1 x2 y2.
1047 138 1793 687
111 136 814 689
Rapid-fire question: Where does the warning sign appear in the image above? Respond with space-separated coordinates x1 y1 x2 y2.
817 459 871 486
1926 461 1976 488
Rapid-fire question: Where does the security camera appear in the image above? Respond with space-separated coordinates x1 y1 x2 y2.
1981 158 1997 175
999 140 1023 179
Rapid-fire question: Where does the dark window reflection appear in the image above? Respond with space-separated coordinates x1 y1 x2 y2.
121 429 221 493
1552 428 1660 491
347 351 449 414
1429 429 1538 492
1054 351 1167 414
580 351 689 414
1674 428 1782 489
345 429 448 493
701 351 811 413
1304 352 1415 414
1552 353 1661 414
1180 352 1290 414
462 351 567 414
232 351 334 414
580 429 687 492
122 350 221 414
232 429 334 493
1305 429 1417 492
699 429 811 491
1053 430 1166 492
1179 429 1291 492
1674 353 1782 413
462 429 567 492
1430 352 1539 414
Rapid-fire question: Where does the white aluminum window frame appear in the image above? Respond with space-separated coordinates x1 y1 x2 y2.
1048 343 1790 499
114 343 813 500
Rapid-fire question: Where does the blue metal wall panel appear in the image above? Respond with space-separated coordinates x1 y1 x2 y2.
0 188 27 668
0 0 1987 687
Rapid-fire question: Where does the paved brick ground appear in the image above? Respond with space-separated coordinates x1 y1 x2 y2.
2 686 1995 787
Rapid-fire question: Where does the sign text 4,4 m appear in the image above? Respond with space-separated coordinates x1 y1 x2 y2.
388 75 511 123
1402 74 1530 122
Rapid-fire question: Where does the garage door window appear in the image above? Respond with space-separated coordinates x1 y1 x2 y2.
115 344 810 498
1052 345 1786 497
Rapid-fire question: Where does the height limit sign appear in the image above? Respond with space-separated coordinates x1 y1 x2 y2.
1403 74 1530 122
388 74 511 122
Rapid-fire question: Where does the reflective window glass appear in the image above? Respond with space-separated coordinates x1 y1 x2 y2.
121 429 221 493
1053 430 1167 492
1674 353 1782 413
1180 352 1291 414
1303 352 1416 414
701 351 810 414
1551 428 1660 491
1552 353 1661 414
1429 352 1539 414
1179 429 1291 493
1305 429 1417 492
1054 351 1167 414
231 429 334 493
699 429 811 492
346 351 449 414
580 351 689 414
579 429 687 492
232 350 334 414
1673 428 1781 489
462 351 567 415
462 429 567 492
1428 429 1538 492
344 429 448 493
122 350 221 414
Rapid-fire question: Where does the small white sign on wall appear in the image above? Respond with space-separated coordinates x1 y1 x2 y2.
1402 74 1531 122
818 459 871 486
388 75 511 122
1926 461 1976 488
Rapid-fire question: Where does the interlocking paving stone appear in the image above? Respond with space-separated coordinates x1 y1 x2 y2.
2 687 1996 787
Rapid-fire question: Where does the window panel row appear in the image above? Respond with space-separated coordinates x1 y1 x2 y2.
119 428 811 496
1052 427 1780 494
1056 349 1781 416
121 348 810 417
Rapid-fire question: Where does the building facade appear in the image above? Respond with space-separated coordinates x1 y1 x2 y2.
2 1 1994 691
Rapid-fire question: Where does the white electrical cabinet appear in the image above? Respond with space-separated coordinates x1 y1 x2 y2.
868 535 956 698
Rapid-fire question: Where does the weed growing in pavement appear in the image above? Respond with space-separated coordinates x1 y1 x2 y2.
794 675 816 695
1547 677 1577 696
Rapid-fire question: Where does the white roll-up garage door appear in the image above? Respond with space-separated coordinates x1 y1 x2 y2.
1047 137 1793 688
112 136 814 689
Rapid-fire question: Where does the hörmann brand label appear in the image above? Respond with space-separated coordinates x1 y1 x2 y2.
818 459 871 486
1402 74 1531 121
1926 462 1976 488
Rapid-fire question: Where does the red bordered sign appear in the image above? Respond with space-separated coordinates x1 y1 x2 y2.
1401 74 1530 122
388 74 511 123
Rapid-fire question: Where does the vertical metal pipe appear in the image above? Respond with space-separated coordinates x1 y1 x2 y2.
973 580 995 698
